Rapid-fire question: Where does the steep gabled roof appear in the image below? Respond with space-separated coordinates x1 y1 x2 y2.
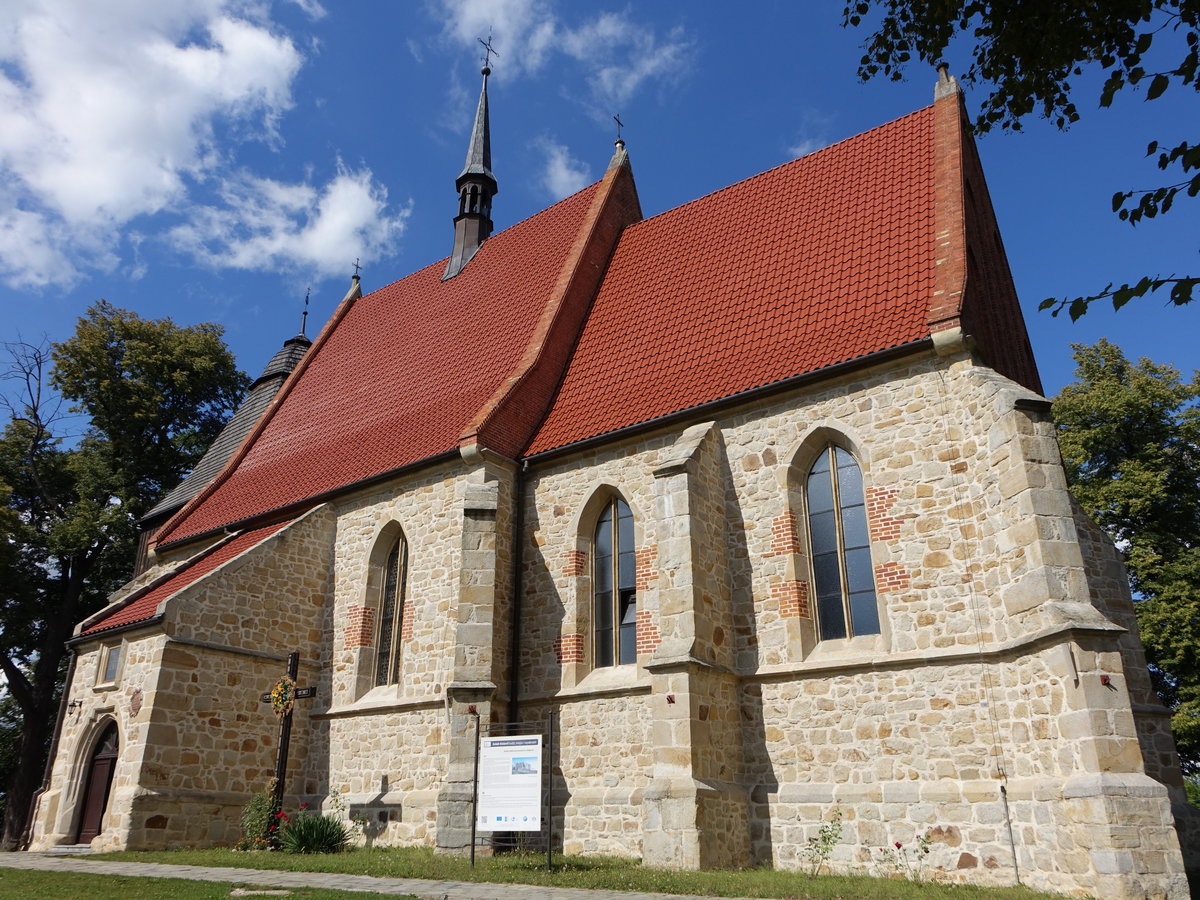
154 82 1040 547
527 106 938 455
80 520 292 637
158 181 606 545
144 334 311 521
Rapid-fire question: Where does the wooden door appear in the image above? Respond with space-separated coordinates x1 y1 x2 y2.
74 722 118 844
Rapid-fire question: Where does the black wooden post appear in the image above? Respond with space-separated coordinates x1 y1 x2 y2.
259 652 317 815
271 652 299 813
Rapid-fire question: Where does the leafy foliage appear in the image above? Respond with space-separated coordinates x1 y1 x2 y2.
1053 339 1200 767
278 809 352 855
0 302 246 846
843 1 1200 317
800 807 843 877
236 790 280 851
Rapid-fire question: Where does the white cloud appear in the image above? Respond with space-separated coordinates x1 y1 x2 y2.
438 0 558 77
0 0 391 289
787 109 836 159
286 0 327 19
535 138 590 200
169 164 409 276
434 0 690 111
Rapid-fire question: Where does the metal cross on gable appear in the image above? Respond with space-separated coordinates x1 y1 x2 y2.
259 651 317 813
479 33 498 69
613 113 624 143
352 257 362 278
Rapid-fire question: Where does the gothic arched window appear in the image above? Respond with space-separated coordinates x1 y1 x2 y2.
806 445 880 641
594 497 637 667
374 535 408 686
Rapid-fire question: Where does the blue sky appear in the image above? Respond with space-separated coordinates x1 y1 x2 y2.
2 0 1197 400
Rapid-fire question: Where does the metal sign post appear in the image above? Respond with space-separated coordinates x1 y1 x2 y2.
469 711 555 871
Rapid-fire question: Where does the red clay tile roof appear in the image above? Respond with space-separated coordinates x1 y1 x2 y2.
160 183 601 545
81 520 291 636
527 106 937 455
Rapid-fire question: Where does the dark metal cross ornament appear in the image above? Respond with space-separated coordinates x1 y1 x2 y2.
352 257 362 277
479 33 498 69
259 652 317 813
300 287 310 336
613 113 624 143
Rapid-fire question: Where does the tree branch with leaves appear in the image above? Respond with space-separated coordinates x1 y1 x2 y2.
0 302 246 848
844 0 1200 318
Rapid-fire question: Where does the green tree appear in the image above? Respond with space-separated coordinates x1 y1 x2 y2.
844 0 1200 318
1053 339 1200 768
0 301 247 848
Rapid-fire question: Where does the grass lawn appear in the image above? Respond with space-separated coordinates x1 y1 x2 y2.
94 846 1058 899
0 868 411 899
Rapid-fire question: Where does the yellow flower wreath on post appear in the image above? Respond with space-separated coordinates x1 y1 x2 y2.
270 674 296 718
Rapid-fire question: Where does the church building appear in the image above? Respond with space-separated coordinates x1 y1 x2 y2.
28 64 1198 898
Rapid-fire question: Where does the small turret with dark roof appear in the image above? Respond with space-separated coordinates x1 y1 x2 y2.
443 61 498 280
141 323 313 526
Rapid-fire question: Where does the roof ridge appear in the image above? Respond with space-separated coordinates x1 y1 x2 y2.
370 177 611 298
627 104 934 233
460 152 642 459
156 278 362 548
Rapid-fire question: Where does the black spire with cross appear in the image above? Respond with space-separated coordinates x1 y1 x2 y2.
479 32 498 73
444 36 499 280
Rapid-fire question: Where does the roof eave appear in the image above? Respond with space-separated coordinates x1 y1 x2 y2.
526 338 934 464
156 447 461 551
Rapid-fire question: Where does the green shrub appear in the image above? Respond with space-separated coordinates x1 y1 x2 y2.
236 790 278 851
278 811 352 854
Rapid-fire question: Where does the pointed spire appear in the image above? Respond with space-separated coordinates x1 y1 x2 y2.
458 68 496 187
444 45 500 280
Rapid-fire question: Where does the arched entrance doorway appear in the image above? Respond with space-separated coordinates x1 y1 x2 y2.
74 722 118 844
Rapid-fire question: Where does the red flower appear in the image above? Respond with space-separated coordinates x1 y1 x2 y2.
300 802 310 809
895 841 902 849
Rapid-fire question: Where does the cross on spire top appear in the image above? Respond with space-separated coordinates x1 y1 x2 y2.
613 113 625 147
300 286 310 336
352 257 362 278
479 33 498 73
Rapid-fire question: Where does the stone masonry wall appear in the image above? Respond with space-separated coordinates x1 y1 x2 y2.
31 506 335 850
519 350 1189 898
30 631 167 850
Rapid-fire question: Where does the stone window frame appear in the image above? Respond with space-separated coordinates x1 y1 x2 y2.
373 533 409 687
352 520 410 699
785 426 889 658
94 642 123 690
593 494 638 668
560 485 647 688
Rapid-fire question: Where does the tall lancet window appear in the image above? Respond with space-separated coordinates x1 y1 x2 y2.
806 445 880 641
594 497 637 667
374 536 408 686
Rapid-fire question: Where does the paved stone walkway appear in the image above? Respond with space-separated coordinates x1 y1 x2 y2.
0 853 760 900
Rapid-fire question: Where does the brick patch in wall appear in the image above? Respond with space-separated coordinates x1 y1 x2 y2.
562 549 587 577
400 601 415 641
636 610 661 655
875 561 912 593
771 580 810 618
765 512 800 557
635 545 658 590
344 605 375 650
867 487 903 543
554 632 584 663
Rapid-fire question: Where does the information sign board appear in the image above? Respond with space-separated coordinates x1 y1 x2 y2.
476 735 542 831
